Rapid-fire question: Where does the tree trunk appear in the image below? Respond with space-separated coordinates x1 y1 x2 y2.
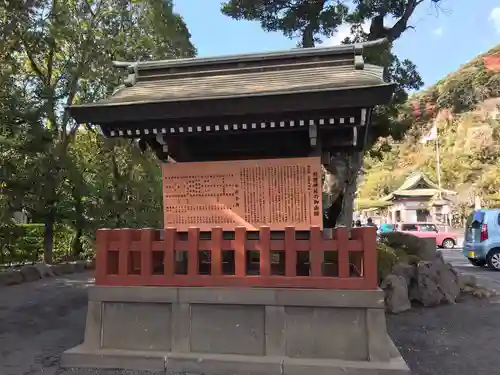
302 24 315 47
43 210 54 264
323 151 364 229
71 227 83 258
70 185 85 258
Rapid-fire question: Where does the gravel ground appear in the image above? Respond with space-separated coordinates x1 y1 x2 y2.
1 273 499 375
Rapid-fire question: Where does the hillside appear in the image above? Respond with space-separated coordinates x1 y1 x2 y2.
357 44 500 212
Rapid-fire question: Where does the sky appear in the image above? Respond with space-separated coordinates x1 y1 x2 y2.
174 0 500 89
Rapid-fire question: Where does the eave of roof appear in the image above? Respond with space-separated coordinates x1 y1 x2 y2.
381 171 457 201
69 83 394 125
382 188 457 200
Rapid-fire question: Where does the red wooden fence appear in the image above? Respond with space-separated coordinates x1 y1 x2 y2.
95 226 378 290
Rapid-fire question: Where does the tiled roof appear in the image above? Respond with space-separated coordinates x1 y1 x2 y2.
382 172 457 201
96 64 386 106
70 39 390 109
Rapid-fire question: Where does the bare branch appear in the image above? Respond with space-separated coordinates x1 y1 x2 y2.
386 0 424 42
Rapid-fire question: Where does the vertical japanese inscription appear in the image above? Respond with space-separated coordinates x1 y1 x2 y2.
162 157 322 231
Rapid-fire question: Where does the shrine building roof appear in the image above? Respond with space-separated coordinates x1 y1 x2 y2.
68 39 395 125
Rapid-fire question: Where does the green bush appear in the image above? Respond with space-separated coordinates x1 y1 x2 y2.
0 223 73 264
377 241 408 285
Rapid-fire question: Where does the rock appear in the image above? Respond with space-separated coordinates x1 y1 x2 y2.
51 263 75 275
73 261 86 273
380 232 437 260
409 252 460 306
458 274 478 291
381 274 411 314
417 238 438 261
20 265 42 282
85 259 95 270
0 270 25 286
472 286 494 299
438 262 461 303
392 263 416 286
35 263 55 278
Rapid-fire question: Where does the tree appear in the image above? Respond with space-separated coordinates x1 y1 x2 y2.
221 0 438 226
1 0 195 262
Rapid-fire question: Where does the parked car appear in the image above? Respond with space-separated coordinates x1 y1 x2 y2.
462 209 500 269
398 222 457 249
379 223 397 234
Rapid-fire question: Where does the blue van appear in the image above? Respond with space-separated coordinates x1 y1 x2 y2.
463 209 500 269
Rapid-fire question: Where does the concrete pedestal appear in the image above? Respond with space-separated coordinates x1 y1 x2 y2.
62 286 410 375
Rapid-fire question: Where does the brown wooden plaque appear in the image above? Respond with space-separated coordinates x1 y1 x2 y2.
161 157 322 231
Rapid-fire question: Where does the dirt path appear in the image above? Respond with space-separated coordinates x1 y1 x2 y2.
387 295 500 375
1 273 499 375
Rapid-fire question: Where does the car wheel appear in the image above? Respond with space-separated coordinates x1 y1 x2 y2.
441 238 455 249
469 259 486 267
487 249 500 270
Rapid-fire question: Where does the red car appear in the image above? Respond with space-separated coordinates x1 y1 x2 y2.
398 223 457 249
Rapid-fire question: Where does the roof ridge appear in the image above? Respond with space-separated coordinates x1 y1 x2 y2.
114 39 389 88
113 38 387 71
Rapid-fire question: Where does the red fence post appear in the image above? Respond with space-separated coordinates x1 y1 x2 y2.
164 228 176 277
118 229 132 278
211 227 223 276
352 227 378 289
309 226 322 277
284 226 296 277
95 229 110 285
235 227 246 276
140 229 154 280
259 226 271 277
187 227 200 277
335 227 350 278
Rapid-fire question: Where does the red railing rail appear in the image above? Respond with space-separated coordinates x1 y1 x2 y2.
95 226 378 290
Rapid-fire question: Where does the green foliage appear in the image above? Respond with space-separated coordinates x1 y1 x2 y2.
0 0 196 262
355 199 392 210
0 224 73 264
359 45 500 218
376 242 408 285
414 46 500 114
221 0 426 147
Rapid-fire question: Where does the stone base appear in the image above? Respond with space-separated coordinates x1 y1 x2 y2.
61 286 410 375
63 345 409 375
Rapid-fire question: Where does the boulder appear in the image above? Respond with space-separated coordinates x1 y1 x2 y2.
381 232 437 260
20 265 42 282
458 274 478 291
73 261 86 273
472 286 495 299
85 259 96 270
0 270 25 286
51 262 75 275
381 274 411 314
438 261 461 303
417 238 438 261
409 252 460 306
391 263 416 286
35 263 55 278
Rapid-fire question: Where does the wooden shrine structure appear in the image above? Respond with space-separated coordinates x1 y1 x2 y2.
62 40 410 375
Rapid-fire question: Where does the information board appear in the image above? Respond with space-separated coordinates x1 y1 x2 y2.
161 157 323 231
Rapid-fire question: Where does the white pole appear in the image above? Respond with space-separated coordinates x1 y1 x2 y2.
435 125 442 199
435 126 446 229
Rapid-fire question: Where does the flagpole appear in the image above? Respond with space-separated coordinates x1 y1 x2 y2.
434 120 446 229
435 130 442 199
